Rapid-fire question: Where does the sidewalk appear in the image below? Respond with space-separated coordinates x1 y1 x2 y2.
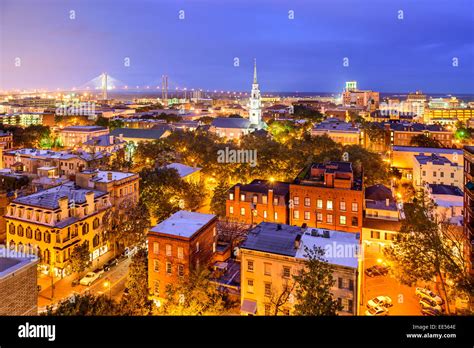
37 249 120 309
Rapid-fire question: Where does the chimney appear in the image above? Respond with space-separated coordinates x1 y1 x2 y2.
107 172 113 181
109 135 114 144
235 184 241 202
58 196 69 220
85 191 95 212
385 198 390 207
294 234 302 249
119 133 123 141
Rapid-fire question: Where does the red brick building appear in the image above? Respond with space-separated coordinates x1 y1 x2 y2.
147 211 218 303
226 179 289 225
289 162 363 233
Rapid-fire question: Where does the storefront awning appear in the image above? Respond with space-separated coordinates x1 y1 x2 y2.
240 299 257 315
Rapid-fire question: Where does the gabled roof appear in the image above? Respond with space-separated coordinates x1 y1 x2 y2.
110 126 170 140
211 117 251 129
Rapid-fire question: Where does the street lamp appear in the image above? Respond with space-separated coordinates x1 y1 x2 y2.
103 278 111 300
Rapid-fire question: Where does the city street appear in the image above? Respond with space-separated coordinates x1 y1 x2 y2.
360 250 421 316
38 257 131 313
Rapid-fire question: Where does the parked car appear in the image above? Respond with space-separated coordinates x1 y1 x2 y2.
367 296 393 309
103 258 119 272
365 306 389 316
421 307 442 316
79 270 104 286
365 265 390 277
419 298 443 313
415 287 444 305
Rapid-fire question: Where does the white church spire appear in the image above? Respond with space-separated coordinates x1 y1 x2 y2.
249 58 263 128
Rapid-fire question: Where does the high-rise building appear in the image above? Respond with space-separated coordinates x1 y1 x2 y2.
342 81 379 109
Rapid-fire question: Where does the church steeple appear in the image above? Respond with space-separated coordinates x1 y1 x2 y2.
249 58 263 128
253 59 258 84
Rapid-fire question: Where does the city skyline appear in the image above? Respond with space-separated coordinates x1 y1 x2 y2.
1 0 473 93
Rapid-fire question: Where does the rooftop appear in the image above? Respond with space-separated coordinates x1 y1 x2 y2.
427 184 463 196
363 218 402 232
110 126 170 140
13 182 107 209
83 134 126 147
81 170 137 183
296 228 360 269
0 251 38 280
149 210 216 239
313 118 360 132
60 126 108 132
241 222 303 257
231 179 290 196
164 163 202 179
414 154 455 166
211 117 251 129
392 146 463 155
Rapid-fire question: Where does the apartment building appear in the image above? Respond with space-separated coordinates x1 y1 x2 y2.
57 126 109 148
289 162 363 233
226 179 290 225
311 118 362 146
240 222 359 316
75 169 140 208
4 182 112 277
147 211 218 304
413 154 463 188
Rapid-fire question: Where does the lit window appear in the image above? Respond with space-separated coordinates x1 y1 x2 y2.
293 196 299 205
304 211 310 220
340 201 346 211
317 212 323 222
247 260 254 272
327 200 333 210
166 244 171 256
351 202 358 212
196 242 200 252
317 199 323 209
178 247 184 259
327 214 333 224
264 263 271 276
293 210 300 219
229 193 234 200
229 206 234 214
153 242 159 254
240 194 245 201
263 210 267 218
274 212 278 221
304 197 310 207
340 215 346 225
240 207 245 216
247 279 254 293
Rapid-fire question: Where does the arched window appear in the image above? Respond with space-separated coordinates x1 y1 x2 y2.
44 249 50 264
18 242 24 253
9 223 15 235
9 241 15 250
93 234 100 247
17 225 24 237
93 218 99 230
44 231 51 243
26 227 32 239
82 223 89 235
35 229 42 241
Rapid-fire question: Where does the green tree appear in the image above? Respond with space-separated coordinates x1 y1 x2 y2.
210 180 229 217
409 134 442 148
384 192 474 314
120 248 153 315
293 245 342 316
70 243 90 274
46 294 119 316
158 268 234 315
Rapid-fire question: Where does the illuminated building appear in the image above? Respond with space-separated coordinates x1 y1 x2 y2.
311 118 362 146
424 108 474 125
147 211 218 305
240 222 359 315
289 162 363 233
57 126 109 148
226 180 290 225
413 154 463 189
4 182 112 277
463 146 474 273
342 81 379 109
